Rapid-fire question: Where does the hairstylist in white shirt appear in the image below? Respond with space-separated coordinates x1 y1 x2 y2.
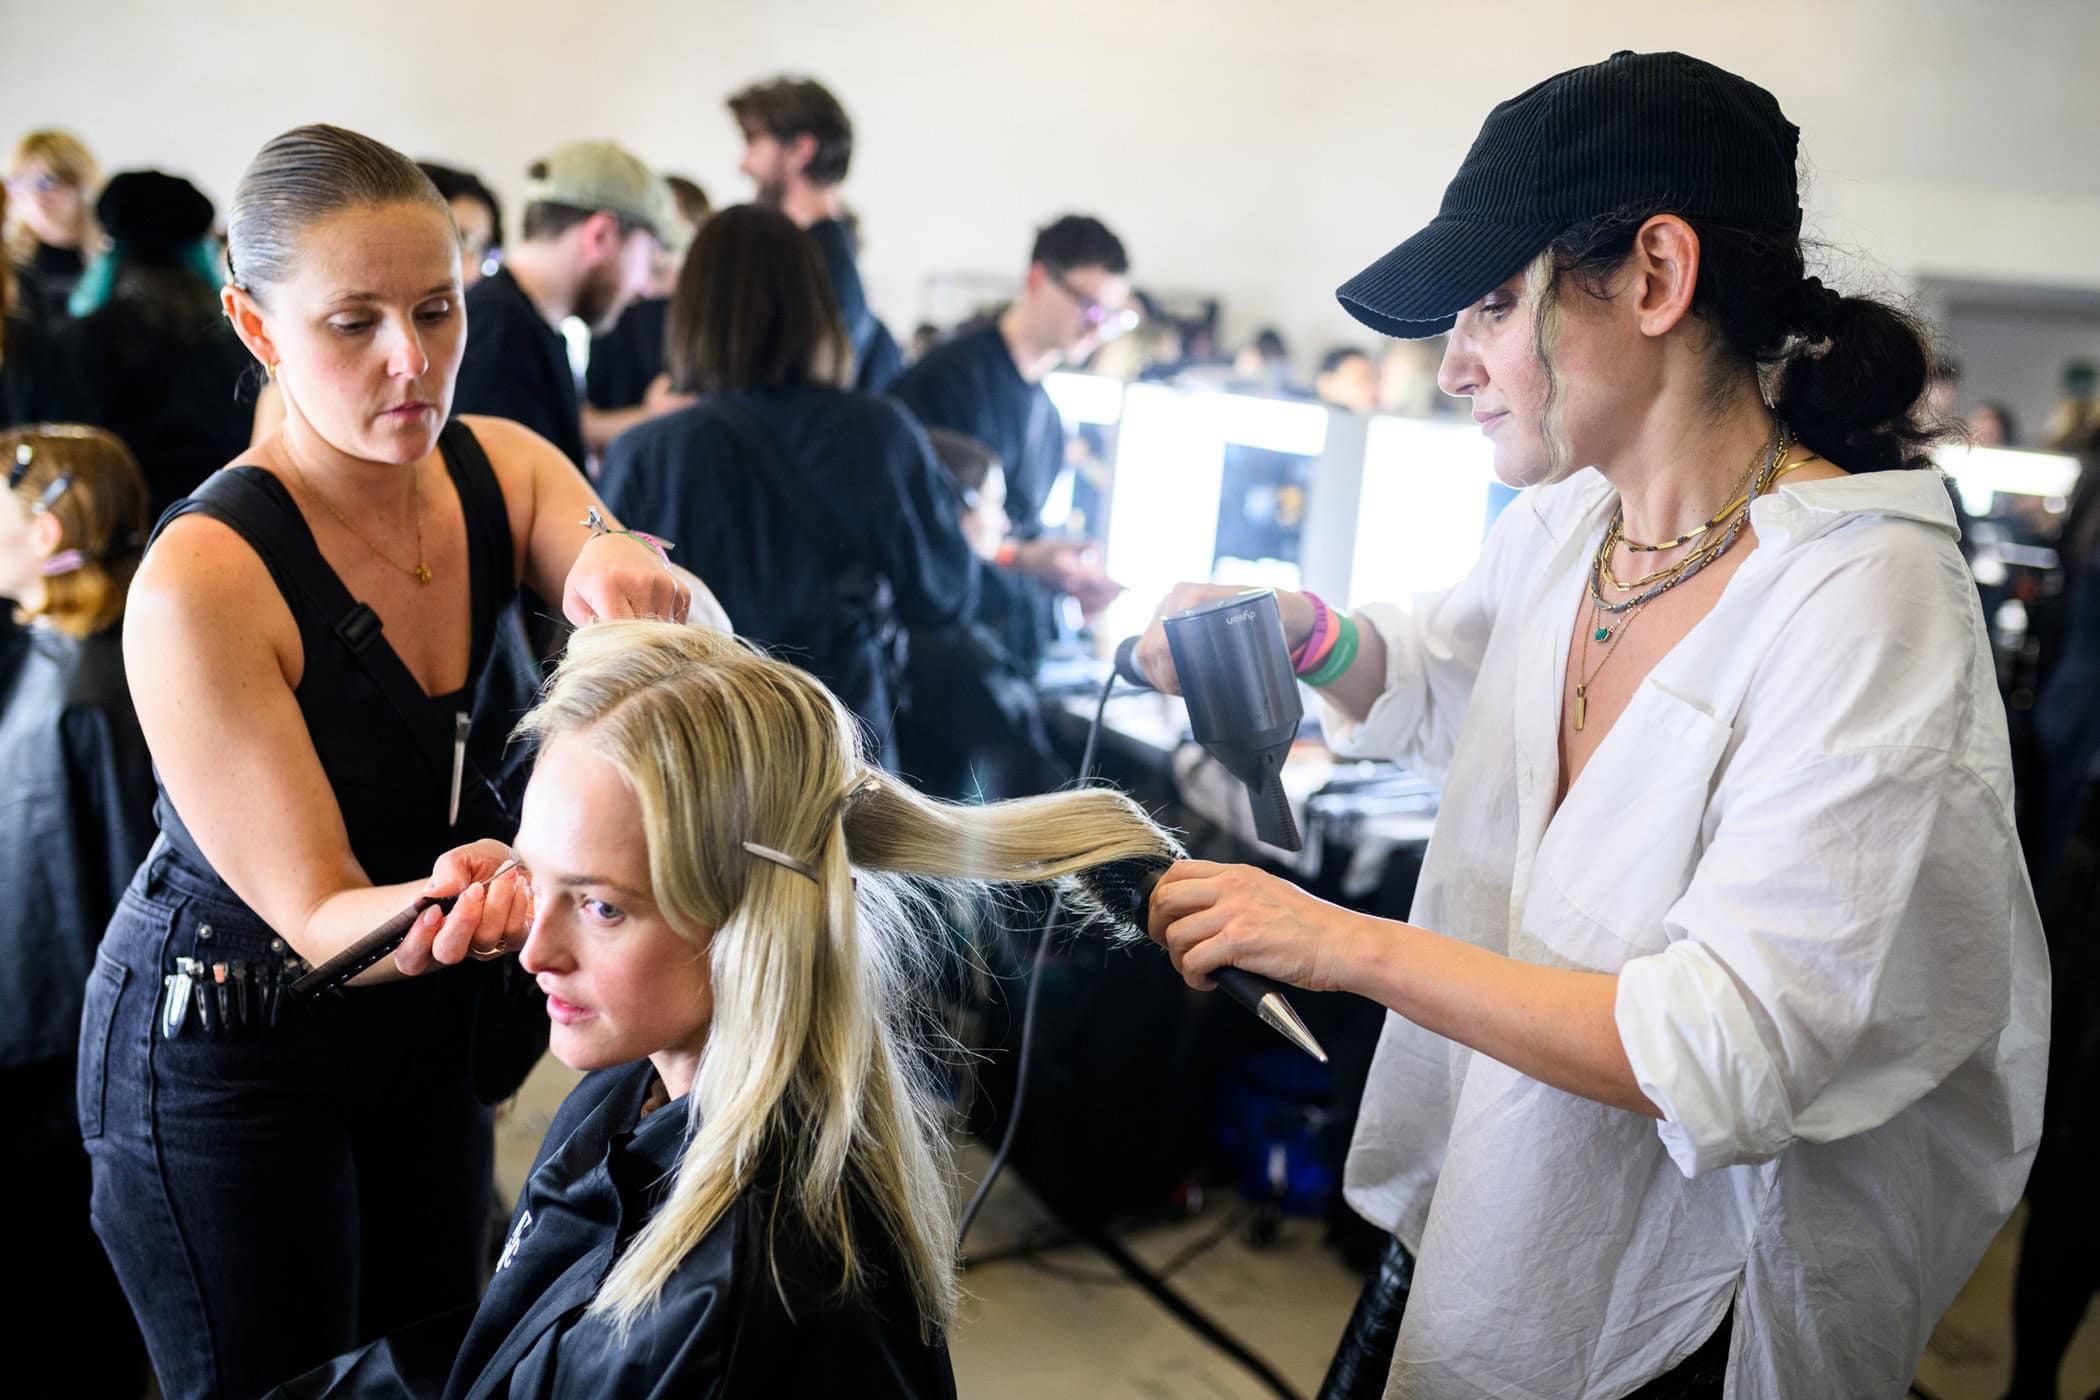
1132 51 2048 1400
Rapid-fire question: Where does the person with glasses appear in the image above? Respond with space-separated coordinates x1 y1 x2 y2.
0 424 155 1400
6 130 100 328
890 212 1130 662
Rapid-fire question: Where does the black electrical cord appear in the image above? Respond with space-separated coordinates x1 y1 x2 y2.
955 667 1118 1243
955 665 1306 1400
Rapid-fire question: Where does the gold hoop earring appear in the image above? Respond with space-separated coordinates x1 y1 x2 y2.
265 361 280 380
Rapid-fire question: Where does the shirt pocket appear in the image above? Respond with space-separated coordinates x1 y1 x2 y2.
1526 682 1732 968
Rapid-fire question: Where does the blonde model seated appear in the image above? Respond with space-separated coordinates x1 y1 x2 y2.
275 619 1177 1400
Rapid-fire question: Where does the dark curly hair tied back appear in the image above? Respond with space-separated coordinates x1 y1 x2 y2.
1547 211 1939 474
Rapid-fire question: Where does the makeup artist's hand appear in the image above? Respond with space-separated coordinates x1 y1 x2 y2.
1147 859 1363 994
394 839 535 976
564 530 692 625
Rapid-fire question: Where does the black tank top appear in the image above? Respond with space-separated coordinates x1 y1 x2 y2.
147 421 521 887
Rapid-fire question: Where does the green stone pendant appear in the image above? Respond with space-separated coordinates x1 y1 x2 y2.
1594 626 1612 642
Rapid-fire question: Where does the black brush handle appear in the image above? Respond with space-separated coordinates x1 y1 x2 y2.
291 893 459 998
1210 965 1296 1011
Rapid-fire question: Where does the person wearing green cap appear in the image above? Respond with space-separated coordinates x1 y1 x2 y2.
452 140 673 471
1131 51 2045 1399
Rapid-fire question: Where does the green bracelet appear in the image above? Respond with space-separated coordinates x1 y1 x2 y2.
1303 612 1360 687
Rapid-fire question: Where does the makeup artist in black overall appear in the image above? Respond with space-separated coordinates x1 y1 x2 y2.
76 125 727 1400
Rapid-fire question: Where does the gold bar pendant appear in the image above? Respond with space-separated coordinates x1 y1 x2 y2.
1573 687 1586 731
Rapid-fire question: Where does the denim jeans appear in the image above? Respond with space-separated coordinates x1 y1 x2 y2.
79 845 494 1400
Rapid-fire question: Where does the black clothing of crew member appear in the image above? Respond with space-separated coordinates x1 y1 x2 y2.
2 622 155 1400
15 241 85 326
808 218 904 394
80 421 528 1400
2 312 83 427
891 323 1062 557
585 295 669 412
598 385 976 758
271 1058 959 1399
455 267 586 468
62 303 254 520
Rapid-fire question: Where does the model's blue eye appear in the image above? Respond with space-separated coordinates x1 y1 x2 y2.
582 897 625 925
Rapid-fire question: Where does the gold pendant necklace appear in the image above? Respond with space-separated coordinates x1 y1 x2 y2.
288 454 431 585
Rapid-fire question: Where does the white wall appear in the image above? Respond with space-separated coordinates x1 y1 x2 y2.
9 0 2100 371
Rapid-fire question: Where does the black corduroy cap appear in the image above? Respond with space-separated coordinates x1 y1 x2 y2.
1338 50 1802 339
97 171 216 251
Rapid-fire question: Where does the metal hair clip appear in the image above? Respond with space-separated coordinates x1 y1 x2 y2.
9 442 71 512
742 841 820 885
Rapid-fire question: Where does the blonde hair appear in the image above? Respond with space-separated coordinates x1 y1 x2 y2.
1522 248 1582 484
6 130 99 266
4 424 149 638
518 621 1179 1338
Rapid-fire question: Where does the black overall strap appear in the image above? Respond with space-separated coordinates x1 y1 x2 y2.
159 466 456 785
435 418 518 681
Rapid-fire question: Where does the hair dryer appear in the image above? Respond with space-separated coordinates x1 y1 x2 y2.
1114 589 1303 851
1108 590 1325 1061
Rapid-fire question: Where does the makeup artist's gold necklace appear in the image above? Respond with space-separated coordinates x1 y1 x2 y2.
288 454 432 584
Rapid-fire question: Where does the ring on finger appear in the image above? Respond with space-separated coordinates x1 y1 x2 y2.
469 939 510 961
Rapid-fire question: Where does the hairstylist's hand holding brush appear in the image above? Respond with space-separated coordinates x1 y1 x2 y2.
1147 858 1364 994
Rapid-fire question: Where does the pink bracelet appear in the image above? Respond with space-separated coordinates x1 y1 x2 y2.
1292 593 1337 674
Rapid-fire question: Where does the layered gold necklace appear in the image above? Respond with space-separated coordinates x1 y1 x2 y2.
1570 424 1817 731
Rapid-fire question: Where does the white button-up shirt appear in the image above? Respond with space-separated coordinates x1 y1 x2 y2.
1324 467 2050 1400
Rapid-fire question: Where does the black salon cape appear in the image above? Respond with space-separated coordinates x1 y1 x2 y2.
0 624 156 1069
597 385 976 752
271 1059 957 1400
808 219 905 395
455 268 587 469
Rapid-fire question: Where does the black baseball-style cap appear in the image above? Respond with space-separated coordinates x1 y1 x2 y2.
1337 50 1802 339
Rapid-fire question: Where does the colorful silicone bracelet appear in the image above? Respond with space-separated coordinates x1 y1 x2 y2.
1304 613 1361 687
1291 593 1333 671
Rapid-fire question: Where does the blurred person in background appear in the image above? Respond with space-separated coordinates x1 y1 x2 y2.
2043 358 2100 454
585 174 710 432
909 319 942 362
2004 420 2100 1399
1966 399 2017 448
896 427 1071 800
7 129 100 326
597 203 976 764
1232 326 1298 393
2 179 83 430
1378 337 1447 416
1314 344 1379 414
729 75 906 392
0 424 154 1400
418 162 504 293
452 140 672 470
62 170 252 520
891 213 1129 680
